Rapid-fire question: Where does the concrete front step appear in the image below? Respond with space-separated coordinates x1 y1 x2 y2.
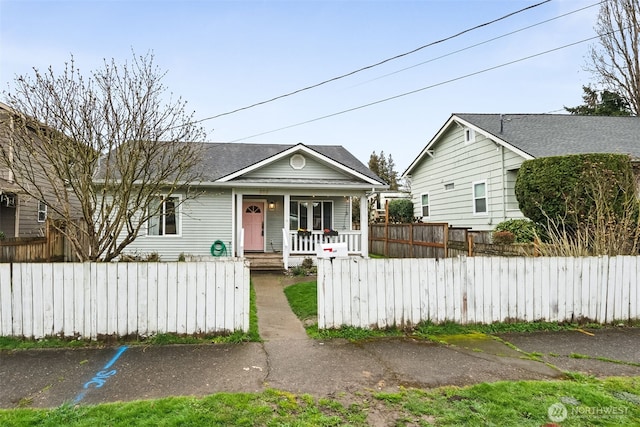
245 253 285 271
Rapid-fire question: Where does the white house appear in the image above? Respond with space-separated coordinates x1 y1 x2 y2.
402 113 640 230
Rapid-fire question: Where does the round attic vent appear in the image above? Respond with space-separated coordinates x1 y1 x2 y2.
290 154 306 170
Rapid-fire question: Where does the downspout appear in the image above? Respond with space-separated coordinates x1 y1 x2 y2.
501 145 506 222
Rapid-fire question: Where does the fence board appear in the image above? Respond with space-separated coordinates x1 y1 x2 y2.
0 265 11 336
0 261 249 339
116 264 127 337
317 256 640 329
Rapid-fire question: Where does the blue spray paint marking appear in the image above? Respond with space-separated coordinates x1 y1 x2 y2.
73 346 128 404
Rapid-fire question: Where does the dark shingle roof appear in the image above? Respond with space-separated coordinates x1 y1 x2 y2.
456 114 640 159
199 142 382 182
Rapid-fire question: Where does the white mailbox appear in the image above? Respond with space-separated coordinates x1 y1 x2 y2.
317 242 348 258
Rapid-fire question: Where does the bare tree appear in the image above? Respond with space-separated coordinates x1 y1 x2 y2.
587 0 640 115
0 52 206 261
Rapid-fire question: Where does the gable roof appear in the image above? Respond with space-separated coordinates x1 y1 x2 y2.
204 142 383 185
404 113 640 176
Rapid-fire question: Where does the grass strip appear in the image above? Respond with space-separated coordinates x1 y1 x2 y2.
1 378 639 426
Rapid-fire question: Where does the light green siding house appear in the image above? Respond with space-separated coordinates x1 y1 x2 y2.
403 114 640 231
121 142 387 267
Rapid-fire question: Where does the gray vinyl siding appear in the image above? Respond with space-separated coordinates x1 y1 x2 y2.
244 155 352 180
409 126 525 230
121 188 233 261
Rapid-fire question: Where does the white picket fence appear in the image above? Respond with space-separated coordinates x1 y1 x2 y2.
0 261 250 339
317 256 640 329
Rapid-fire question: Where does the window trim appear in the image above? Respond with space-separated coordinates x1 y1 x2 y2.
472 180 488 215
464 127 476 144
147 195 181 237
420 193 430 218
37 200 47 223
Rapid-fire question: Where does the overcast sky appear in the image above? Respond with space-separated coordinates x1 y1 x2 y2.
1 0 601 172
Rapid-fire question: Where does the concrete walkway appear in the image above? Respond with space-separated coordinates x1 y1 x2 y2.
252 273 309 341
1 273 639 410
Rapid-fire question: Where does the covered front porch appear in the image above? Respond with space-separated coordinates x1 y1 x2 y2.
234 191 369 269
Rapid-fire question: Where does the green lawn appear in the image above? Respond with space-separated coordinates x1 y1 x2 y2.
1 377 639 426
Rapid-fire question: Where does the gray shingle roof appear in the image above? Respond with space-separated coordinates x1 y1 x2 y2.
456 114 640 159
200 142 382 182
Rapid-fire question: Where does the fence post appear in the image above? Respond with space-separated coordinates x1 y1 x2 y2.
443 223 449 258
409 223 414 258
467 233 474 257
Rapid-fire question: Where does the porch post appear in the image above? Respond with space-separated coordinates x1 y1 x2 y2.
236 193 244 257
283 194 290 269
360 194 369 257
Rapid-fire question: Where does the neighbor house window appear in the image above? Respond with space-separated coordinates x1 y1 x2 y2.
148 196 179 236
444 183 454 191
421 193 430 217
37 201 47 222
473 181 487 214
290 200 332 230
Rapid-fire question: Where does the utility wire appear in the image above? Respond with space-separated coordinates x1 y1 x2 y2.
353 1 601 87
193 0 551 125
228 34 602 143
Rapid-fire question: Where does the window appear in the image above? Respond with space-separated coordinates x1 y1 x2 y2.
473 181 487 214
444 183 454 191
148 196 179 236
421 193 430 217
290 154 306 170
290 200 332 230
464 128 475 144
37 201 47 222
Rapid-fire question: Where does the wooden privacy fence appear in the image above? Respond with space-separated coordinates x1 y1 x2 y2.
369 223 449 258
369 223 535 258
317 256 639 329
0 260 250 340
0 218 82 262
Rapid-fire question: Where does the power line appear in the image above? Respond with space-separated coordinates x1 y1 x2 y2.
193 0 552 125
228 34 602 143
353 1 601 87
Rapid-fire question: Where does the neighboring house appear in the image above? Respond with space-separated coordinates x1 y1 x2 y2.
402 113 640 231
119 142 387 267
0 102 58 238
368 190 411 222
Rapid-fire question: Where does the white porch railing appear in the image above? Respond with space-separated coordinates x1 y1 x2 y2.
288 230 362 255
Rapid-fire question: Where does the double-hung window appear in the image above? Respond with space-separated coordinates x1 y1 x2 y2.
473 181 488 214
290 200 333 230
37 201 47 222
421 193 430 218
148 196 179 236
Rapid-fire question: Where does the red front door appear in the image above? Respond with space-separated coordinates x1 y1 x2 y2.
243 202 264 252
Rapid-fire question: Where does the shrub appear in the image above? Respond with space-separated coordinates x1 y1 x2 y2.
515 153 636 228
388 199 414 223
494 219 538 243
516 153 640 256
492 230 515 245
301 257 314 269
